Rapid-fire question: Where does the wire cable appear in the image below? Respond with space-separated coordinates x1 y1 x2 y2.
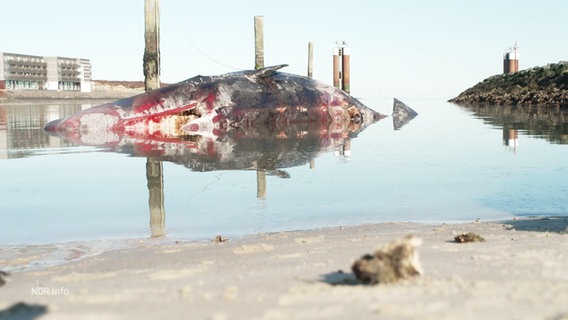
169 18 245 71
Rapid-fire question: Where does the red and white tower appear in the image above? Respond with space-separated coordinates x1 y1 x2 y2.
503 42 519 74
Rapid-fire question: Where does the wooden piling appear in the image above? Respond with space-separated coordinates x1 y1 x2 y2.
307 42 314 78
144 0 160 91
254 16 265 70
144 0 165 237
254 16 266 198
308 42 315 169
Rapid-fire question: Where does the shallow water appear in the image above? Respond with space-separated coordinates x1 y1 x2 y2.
1 100 567 245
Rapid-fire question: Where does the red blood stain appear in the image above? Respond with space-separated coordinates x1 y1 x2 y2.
212 114 223 123
119 102 197 129
204 93 215 112
206 139 216 157
187 123 200 132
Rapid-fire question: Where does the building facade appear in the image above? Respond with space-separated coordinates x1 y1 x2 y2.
0 52 92 92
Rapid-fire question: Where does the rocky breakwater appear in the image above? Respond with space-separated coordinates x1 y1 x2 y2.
449 61 568 108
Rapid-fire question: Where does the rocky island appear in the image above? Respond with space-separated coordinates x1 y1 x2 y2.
449 61 568 108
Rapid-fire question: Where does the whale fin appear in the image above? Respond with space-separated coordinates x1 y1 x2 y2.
252 64 289 78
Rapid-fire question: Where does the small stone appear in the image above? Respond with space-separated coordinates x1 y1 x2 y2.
0 271 9 287
351 236 423 284
213 235 228 243
454 232 485 243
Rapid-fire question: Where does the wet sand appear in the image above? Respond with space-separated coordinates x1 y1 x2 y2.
1 217 567 319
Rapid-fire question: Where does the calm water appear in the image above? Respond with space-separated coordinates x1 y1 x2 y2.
1 100 567 245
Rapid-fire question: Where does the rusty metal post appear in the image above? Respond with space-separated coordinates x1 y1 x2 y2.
307 42 314 78
254 16 265 70
341 46 350 94
333 47 340 89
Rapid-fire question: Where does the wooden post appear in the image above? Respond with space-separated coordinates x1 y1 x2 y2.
254 16 264 70
341 46 350 94
307 42 315 169
254 16 266 198
307 42 314 78
333 47 340 88
144 0 165 237
144 0 160 91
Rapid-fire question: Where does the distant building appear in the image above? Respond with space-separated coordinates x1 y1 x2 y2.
503 43 519 74
0 52 92 92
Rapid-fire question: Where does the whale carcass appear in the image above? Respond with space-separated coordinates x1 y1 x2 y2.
44 65 392 146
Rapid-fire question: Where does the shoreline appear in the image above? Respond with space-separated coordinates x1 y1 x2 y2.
1 217 567 319
0 89 145 103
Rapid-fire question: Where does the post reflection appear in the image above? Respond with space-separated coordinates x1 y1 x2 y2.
503 128 519 154
256 170 266 199
146 158 165 237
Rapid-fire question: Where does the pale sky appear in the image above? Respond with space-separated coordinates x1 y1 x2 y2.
1 0 566 99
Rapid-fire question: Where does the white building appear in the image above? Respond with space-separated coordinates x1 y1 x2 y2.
0 52 92 92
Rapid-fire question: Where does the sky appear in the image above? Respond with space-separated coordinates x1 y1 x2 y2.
1 0 567 100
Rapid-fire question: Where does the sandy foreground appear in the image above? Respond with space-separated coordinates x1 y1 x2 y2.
1 217 567 320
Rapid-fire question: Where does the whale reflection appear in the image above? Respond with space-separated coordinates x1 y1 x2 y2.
94 117 366 175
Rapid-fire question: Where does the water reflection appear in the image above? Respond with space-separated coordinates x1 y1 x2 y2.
136 121 358 236
0 103 85 159
0 102 379 239
0 102 171 238
461 104 568 144
1 101 566 244
146 158 165 238
503 129 519 154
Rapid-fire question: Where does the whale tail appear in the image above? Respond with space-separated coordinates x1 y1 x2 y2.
392 98 418 130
